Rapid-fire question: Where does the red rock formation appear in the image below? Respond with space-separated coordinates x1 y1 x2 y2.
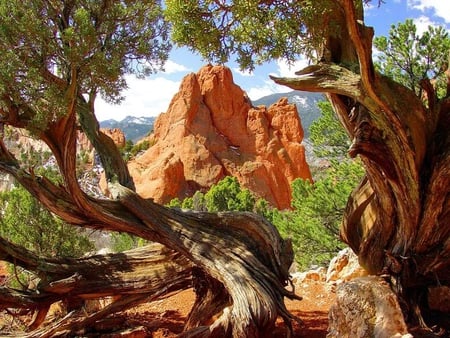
102 128 126 148
128 65 312 209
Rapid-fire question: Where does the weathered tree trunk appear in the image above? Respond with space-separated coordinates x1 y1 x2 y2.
272 0 449 332
0 167 299 336
0 238 192 334
0 47 300 336
184 267 231 331
0 100 299 336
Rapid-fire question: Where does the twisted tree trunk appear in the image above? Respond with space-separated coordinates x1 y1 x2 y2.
0 239 192 333
0 93 299 336
272 0 449 331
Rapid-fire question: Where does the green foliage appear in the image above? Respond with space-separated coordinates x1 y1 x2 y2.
165 0 334 70
374 19 450 98
78 149 90 165
204 176 255 212
18 145 55 170
273 100 364 269
254 198 276 224
0 185 94 258
190 191 207 211
0 0 170 130
181 196 195 210
122 140 134 155
168 176 256 213
166 158 363 271
276 160 364 270
111 233 147 253
120 139 152 161
310 101 350 159
131 140 151 157
166 197 182 209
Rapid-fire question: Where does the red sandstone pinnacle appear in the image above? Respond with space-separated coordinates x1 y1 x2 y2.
128 65 312 209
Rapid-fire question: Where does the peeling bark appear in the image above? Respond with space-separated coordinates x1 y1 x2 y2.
271 0 450 331
0 239 193 334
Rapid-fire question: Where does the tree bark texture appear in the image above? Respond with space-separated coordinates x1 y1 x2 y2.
0 239 192 331
272 0 449 331
0 91 299 336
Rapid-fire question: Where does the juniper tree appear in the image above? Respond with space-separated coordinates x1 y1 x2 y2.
166 0 450 332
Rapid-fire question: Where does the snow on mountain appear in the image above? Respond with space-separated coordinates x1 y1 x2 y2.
99 116 155 142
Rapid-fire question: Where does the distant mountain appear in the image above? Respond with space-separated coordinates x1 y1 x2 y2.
100 116 155 142
252 91 325 137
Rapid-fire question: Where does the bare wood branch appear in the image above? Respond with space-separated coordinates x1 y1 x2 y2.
340 0 375 87
270 63 363 99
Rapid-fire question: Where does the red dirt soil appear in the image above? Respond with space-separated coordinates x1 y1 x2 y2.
123 278 334 337
0 260 334 337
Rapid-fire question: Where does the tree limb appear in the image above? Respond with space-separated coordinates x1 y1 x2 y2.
270 63 363 99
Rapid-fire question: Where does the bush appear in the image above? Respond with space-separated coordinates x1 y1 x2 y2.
0 184 95 287
274 160 364 270
111 233 147 252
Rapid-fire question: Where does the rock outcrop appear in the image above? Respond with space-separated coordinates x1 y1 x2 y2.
327 276 412 338
128 65 311 209
326 247 368 285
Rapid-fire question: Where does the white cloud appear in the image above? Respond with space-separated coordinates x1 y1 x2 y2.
95 75 181 121
273 57 310 78
407 0 450 23
246 81 290 101
244 57 310 101
413 15 438 35
162 60 192 74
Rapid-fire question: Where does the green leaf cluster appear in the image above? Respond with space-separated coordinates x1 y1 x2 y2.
374 19 450 98
168 176 256 213
309 101 350 159
276 160 364 270
0 0 170 129
274 99 364 269
204 176 255 212
165 0 334 70
111 232 147 253
0 185 94 258
120 139 152 162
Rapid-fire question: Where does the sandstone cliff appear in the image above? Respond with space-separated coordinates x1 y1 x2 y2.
128 65 312 209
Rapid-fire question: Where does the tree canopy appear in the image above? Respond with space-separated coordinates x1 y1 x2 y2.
374 19 450 98
0 0 170 107
309 101 351 159
165 0 321 70
0 184 94 259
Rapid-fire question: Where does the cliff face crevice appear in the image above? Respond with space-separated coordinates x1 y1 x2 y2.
128 65 312 209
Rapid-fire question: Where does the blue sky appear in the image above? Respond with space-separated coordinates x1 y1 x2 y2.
95 0 450 121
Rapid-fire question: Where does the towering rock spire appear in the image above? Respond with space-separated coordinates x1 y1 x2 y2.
128 65 312 209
